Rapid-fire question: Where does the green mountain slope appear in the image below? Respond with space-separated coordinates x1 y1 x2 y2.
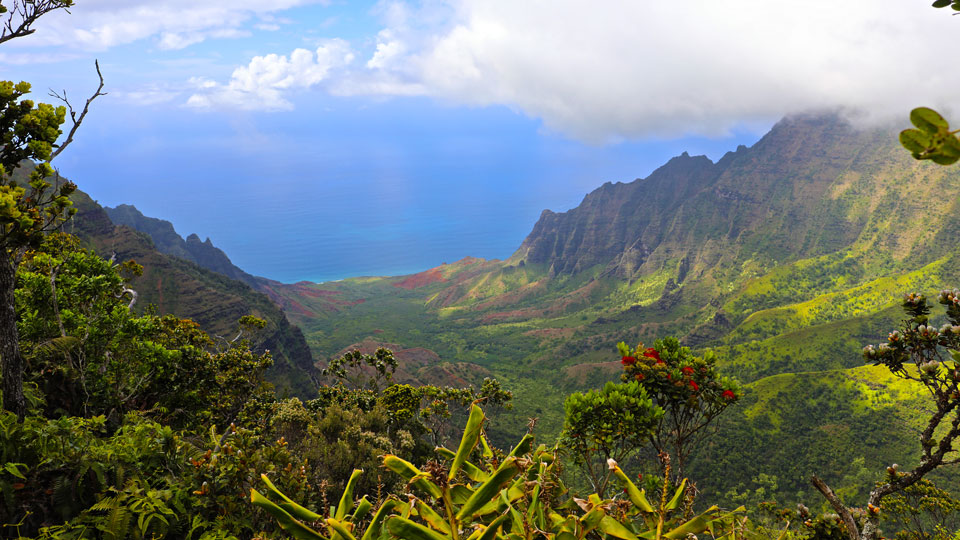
66 187 320 397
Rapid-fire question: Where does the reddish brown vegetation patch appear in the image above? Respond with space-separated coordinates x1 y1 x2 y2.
480 308 544 324
394 267 447 289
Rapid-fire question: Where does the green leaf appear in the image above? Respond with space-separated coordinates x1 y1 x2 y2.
477 513 509 540
662 506 719 539
416 500 452 534
326 518 358 540
900 129 932 153
382 455 443 499
599 515 640 540
507 433 534 458
251 489 329 540
360 499 398 540
664 479 687 511
385 516 452 540
610 465 655 513
336 469 363 520
930 153 960 165
456 457 523 520
450 404 485 481
911 107 949 134
933 0 952 7
260 474 324 522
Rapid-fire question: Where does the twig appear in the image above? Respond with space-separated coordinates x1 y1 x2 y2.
48 59 107 160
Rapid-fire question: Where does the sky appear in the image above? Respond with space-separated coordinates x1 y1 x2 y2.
2 1 959 282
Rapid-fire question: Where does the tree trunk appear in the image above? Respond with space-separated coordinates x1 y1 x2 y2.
0 249 25 418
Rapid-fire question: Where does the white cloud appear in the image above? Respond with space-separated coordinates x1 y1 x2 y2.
15 0 326 51
188 0 960 141
187 40 354 110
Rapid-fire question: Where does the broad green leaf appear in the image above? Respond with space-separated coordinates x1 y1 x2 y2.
326 518 358 540
610 465 654 513
336 469 362 520
450 404 485 481
360 499 398 540
663 506 718 539
664 479 687 511
900 129 932 153
933 0 952 7
260 474 324 522
911 107 949 134
456 457 522 520
437 447 489 483
507 433 534 457
385 516 452 540
416 500 452 534
250 489 328 540
383 455 443 499
352 497 372 523
477 513 509 540
599 515 640 540
930 153 960 165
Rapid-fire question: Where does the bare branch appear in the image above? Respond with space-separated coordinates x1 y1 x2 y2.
48 59 107 160
0 0 73 46
811 474 860 540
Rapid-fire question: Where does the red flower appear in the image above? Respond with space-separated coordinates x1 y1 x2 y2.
722 390 736 400
682 366 695 376
621 356 637 366
635 373 645 381
689 381 699 391
642 348 660 362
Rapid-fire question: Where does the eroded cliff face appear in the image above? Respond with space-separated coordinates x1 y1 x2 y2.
514 113 938 282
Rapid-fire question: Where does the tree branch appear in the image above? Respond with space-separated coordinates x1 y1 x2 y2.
0 0 73 46
811 474 860 540
48 59 106 160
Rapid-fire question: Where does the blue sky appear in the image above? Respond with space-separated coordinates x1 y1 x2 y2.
3 1 958 282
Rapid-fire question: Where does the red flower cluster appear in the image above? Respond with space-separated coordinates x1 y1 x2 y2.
689 381 699 391
621 355 637 366
643 348 661 363
682 366 695 376
722 390 736 400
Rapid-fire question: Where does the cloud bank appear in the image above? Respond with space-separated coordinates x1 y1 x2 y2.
186 0 960 141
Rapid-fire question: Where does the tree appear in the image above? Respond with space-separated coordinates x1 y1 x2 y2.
618 337 742 481
0 0 103 418
811 290 960 540
560 380 663 497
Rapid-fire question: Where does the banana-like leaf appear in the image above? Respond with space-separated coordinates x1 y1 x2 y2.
451 484 474 505
250 489 328 540
334 469 362 520
416 500 452 535
352 496 372 523
383 455 443 499
360 499 398 540
579 506 605 532
599 515 639 540
662 505 718 539
437 447 489 483
477 513 510 540
450 404 485 481
507 433 534 458
260 474 324 522
456 457 522 520
664 479 687 511
326 518 358 540
610 465 654 513
385 516 452 540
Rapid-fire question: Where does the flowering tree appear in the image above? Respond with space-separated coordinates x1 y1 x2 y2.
618 336 741 480
811 290 960 540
